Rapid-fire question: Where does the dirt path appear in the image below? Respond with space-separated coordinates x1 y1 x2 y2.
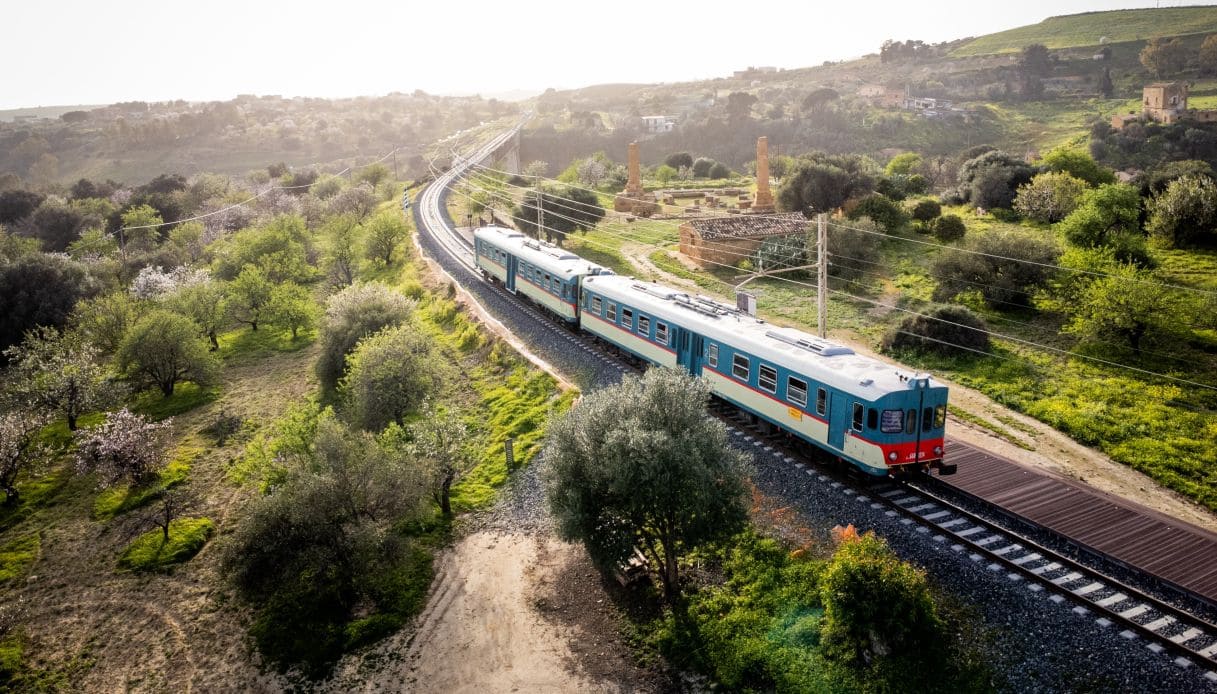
326 531 642 693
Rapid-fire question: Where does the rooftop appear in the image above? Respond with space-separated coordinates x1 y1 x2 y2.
685 212 807 240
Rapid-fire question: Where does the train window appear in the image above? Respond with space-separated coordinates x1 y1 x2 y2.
621 308 633 328
934 405 946 429
816 388 827 416
591 296 602 313
906 409 917 435
638 316 650 335
732 354 749 381
923 408 934 432
656 322 668 345
851 403 864 432
759 364 777 393
708 343 719 367
787 377 807 407
880 409 903 433
867 408 878 430
607 303 617 321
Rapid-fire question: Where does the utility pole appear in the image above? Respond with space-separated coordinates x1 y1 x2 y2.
392 150 399 179
817 212 827 339
536 176 545 243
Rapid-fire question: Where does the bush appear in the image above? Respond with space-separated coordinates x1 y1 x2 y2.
826 218 883 281
665 152 693 170
932 214 966 242
882 304 991 356
932 231 1059 308
316 282 415 392
692 157 716 178
708 162 732 179
117 517 213 571
820 533 948 688
0 253 99 355
847 194 908 234
341 324 445 431
1013 171 1087 223
909 198 941 226
1146 174 1217 248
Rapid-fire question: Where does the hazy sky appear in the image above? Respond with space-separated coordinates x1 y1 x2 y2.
1 0 1194 109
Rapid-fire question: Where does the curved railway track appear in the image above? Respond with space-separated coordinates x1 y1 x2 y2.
414 127 1217 686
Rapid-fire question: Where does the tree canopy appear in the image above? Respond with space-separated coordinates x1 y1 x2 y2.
545 369 749 601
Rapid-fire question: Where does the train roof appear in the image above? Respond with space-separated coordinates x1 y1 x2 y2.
474 226 609 280
582 274 939 399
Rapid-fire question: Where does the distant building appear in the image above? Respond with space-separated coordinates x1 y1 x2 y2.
733 66 780 78
1112 82 1217 130
640 115 675 133
679 213 807 269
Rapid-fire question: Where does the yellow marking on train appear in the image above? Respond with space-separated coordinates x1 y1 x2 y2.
787 406 802 421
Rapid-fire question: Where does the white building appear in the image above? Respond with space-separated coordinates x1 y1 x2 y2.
641 115 676 133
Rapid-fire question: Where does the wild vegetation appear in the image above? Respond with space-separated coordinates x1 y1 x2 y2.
0 150 570 684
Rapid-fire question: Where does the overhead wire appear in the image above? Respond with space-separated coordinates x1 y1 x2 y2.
443 167 1217 391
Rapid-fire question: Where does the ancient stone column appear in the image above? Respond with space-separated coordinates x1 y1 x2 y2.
625 141 643 196
753 136 775 212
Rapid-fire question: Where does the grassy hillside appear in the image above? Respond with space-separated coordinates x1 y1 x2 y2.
953 6 1217 56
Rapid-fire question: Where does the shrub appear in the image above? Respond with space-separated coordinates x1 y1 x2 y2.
909 198 941 226
932 214 967 242
826 218 882 280
708 162 731 179
932 231 1059 308
692 157 716 178
1146 174 1217 248
1013 171 1088 223
820 533 948 688
882 304 991 356
316 282 415 392
847 194 908 233
665 152 694 170
340 324 445 431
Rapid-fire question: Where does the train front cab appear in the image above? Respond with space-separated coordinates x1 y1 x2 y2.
858 380 952 476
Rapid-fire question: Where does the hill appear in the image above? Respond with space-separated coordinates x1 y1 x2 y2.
952 6 1217 56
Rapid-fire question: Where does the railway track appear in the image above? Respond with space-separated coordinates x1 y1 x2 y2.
414 129 1217 687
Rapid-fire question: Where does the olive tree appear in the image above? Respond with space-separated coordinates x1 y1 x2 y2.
932 231 1059 309
316 282 415 391
1146 174 1217 248
226 265 275 331
1013 171 1087 223
341 324 444 431
545 368 749 602
1061 264 1190 353
117 310 218 397
1057 183 1150 265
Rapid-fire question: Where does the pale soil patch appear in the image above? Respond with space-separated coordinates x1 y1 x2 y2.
637 252 1217 534
326 531 634 693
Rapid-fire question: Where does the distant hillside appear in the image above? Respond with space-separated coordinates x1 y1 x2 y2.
952 6 1217 56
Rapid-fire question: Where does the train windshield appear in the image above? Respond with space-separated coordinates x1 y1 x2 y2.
880 409 903 433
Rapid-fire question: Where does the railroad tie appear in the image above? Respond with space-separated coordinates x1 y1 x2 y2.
1169 627 1202 645
1071 582 1104 597
1095 592 1128 607
1118 604 1150 620
1143 615 1176 633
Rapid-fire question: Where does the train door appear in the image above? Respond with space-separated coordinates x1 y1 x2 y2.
688 334 704 375
674 329 694 374
828 390 848 452
506 254 517 293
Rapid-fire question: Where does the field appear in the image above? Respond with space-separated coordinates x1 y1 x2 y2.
952 7 1217 56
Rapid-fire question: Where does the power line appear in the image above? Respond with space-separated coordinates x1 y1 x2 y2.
445 172 1217 391
463 157 1217 299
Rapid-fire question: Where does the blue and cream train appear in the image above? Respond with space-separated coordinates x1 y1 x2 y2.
474 226 954 476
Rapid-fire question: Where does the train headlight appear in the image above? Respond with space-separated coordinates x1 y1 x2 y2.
888 452 898 461
933 446 943 456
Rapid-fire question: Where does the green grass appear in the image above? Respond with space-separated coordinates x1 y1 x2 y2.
952 7 1217 56
92 446 197 521
131 382 219 420
0 532 40 584
948 406 1035 451
0 467 73 533
217 325 316 362
117 517 214 571
415 293 572 512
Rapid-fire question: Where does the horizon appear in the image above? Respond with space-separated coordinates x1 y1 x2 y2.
3 1 1189 111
